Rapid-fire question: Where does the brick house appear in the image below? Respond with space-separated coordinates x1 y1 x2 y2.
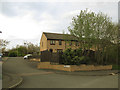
40 32 81 52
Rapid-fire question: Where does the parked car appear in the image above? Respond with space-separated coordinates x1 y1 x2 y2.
23 54 32 59
0 53 2 61
0 56 2 61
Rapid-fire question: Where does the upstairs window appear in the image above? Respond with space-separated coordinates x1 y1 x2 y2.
59 40 62 45
57 49 63 52
50 40 55 45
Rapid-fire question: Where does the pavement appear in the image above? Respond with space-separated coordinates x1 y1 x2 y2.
2 57 119 88
2 57 23 89
2 72 23 88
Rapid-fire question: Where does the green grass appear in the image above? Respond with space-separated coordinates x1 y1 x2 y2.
112 65 120 70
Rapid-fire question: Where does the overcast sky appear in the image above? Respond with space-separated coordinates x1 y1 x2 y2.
0 0 119 49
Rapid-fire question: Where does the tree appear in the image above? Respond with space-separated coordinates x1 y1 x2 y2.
67 9 118 65
7 42 40 57
0 39 9 55
0 39 9 47
16 45 27 56
8 51 17 57
24 42 40 55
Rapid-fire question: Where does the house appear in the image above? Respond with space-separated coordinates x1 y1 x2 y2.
40 32 81 52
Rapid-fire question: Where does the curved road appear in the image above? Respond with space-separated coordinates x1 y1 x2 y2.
3 57 118 88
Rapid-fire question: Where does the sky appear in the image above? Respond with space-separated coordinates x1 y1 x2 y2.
0 0 119 49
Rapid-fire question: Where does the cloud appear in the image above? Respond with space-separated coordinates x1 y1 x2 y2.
0 10 59 49
62 10 80 19
1 0 119 2
0 9 59 40
0 1 118 49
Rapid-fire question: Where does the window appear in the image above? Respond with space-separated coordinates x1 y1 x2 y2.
59 40 62 45
50 40 55 45
57 49 63 52
69 41 72 46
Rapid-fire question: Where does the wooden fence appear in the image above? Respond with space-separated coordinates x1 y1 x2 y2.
40 50 62 64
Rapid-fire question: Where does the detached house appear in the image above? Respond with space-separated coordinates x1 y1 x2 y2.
40 32 80 52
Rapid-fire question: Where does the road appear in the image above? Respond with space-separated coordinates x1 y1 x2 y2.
0 61 2 89
3 57 118 88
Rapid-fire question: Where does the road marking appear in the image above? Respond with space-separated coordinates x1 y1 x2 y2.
18 72 54 76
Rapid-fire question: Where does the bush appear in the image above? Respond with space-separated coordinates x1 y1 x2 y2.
61 48 90 65
8 51 17 57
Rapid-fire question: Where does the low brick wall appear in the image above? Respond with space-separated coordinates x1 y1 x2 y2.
37 62 112 72
37 62 71 71
71 65 112 71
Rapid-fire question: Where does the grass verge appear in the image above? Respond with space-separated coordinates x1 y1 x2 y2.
112 65 120 70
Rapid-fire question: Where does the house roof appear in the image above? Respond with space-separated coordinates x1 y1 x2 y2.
43 32 77 41
43 32 114 44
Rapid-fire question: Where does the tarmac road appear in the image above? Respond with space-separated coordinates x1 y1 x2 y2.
2 57 118 88
0 61 2 89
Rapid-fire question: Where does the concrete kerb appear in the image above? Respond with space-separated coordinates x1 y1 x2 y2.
8 76 23 89
2 73 23 89
39 69 119 76
55 71 119 76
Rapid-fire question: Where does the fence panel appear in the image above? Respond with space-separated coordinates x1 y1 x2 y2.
41 50 52 62
50 52 60 64
40 50 63 64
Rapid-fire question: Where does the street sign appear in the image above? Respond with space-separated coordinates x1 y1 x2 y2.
64 65 70 68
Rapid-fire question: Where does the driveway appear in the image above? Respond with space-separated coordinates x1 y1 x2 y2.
2 57 118 88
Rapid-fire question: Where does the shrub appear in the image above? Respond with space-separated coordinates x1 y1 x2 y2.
8 51 17 57
72 56 81 65
61 48 90 65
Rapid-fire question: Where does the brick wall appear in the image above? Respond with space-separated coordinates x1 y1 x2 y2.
71 65 112 71
40 33 48 51
40 33 96 52
37 62 112 72
47 40 66 52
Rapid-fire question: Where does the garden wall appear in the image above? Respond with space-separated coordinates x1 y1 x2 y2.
37 62 112 72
